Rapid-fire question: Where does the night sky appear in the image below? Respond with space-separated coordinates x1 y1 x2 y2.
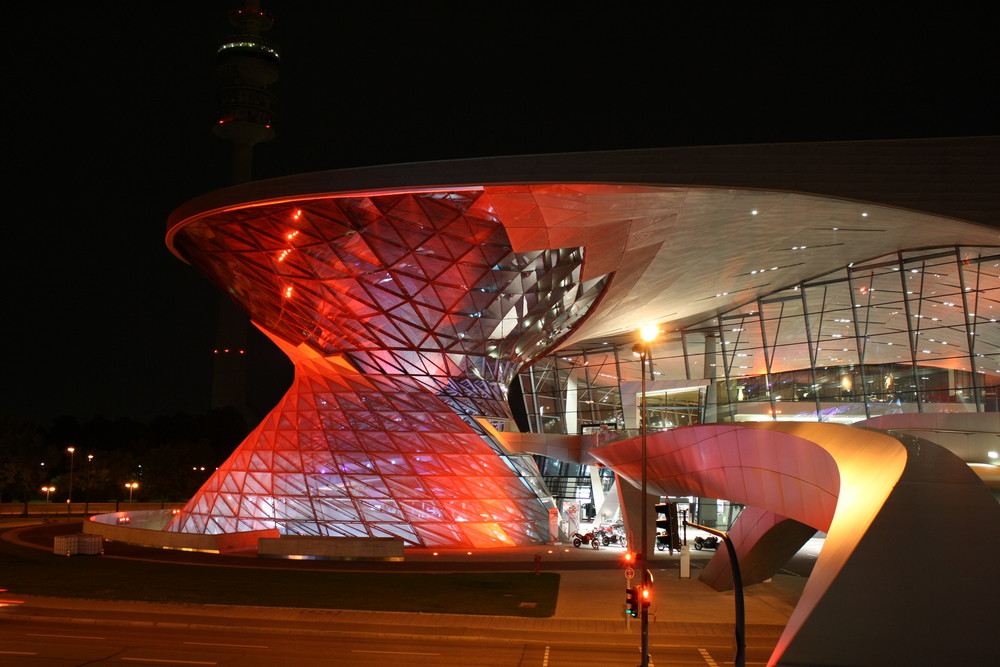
5 3 997 427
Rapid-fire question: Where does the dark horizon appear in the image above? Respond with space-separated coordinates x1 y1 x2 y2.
4 3 998 428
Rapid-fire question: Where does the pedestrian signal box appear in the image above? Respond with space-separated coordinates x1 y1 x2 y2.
625 586 639 617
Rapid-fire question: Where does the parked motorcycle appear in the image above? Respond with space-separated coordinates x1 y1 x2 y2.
595 527 628 548
571 531 601 549
693 535 721 550
604 531 628 548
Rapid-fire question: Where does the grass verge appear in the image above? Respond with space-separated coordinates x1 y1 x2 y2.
1 528 559 617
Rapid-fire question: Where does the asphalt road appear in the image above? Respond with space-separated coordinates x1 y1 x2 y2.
0 616 778 666
0 519 804 665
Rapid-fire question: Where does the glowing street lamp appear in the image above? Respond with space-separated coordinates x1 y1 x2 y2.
41 486 56 502
66 447 75 504
125 482 139 503
632 324 658 667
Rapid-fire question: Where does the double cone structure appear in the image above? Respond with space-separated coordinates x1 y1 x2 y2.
166 187 608 547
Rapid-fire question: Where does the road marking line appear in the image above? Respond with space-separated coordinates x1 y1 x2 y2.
0 651 38 655
183 642 268 649
542 645 550 666
699 647 718 666
121 659 217 665
351 650 441 656
28 633 105 640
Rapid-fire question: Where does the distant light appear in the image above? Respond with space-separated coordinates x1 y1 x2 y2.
988 451 998 459
751 209 758 215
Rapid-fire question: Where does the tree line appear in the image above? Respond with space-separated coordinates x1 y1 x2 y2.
0 409 248 504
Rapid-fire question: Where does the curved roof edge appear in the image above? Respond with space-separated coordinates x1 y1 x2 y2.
168 137 1000 236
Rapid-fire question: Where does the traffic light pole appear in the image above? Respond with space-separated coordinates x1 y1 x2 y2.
685 520 745 667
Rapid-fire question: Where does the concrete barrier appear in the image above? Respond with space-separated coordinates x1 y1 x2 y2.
85 511 278 553
258 536 404 561
214 528 280 554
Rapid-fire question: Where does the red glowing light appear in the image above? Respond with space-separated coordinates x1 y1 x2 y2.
0 588 25 607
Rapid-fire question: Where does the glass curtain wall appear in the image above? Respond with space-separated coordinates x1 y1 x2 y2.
519 246 1000 432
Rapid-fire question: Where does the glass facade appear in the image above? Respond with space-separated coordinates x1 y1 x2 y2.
520 247 1000 431
166 187 615 546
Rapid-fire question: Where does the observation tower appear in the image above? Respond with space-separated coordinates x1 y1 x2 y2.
210 1 280 418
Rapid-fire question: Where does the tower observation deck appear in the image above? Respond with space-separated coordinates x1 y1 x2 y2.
213 1 280 184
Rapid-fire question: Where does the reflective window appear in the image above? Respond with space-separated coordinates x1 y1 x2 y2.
521 247 1000 430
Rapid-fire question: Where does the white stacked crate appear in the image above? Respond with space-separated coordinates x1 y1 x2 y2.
53 533 103 556
53 534 79 556
77 534 103 555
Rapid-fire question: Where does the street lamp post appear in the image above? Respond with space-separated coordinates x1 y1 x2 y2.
42 486 55 502
125 482 139 503
66 446 75 504
634 324 658 667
